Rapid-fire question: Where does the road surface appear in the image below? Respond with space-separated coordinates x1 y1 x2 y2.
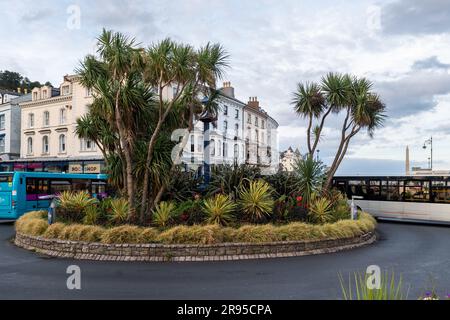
0 221 448 299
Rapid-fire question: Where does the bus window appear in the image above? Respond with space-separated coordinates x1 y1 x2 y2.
0 174 13 183
72 179 90 193
348 180 367 198
26 178 37 201
335 181 347 196
404 180 430 202
50 180 71 194
387 180 400 201
368 180 380 200
432 181 450 203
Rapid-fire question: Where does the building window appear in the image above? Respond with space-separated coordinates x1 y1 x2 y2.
247 114 251 124
42 90 47 99
80 138 96 151
0 114 5 130
172 86 179 97
59 134 66 153
28 113 35 128
235 109 239 119
235 124 239 137
62 85 70 96
42 136 49 154
59 108 67 125
43 111 50 126
210 139 215 156
27 137 33 154
223 120 228 132
33 92 38 100
262 120 265 129
223 141 227 157
86 88 92 97
190 135 195 152
224 105 228 115
255 117 259 127
218 140 222 156
234 144 239 160
0 136 5 153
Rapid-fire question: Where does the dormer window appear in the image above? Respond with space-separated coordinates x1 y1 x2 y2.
33 92 38 100
42 90 47 99
62 85 70 96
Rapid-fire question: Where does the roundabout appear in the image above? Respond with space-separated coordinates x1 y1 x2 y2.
0 221 449 299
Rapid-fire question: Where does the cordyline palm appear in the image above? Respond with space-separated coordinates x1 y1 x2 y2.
292 82 325 154
139 39 229 221
324 76 386 189
76 29 152 219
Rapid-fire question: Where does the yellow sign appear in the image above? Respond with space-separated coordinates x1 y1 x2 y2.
84 163 101 174
68 164 83 173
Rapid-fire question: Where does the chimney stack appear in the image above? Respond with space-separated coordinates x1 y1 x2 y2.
220 81 235 98
24 88 28 94
248 96 260 109
17 87 21 94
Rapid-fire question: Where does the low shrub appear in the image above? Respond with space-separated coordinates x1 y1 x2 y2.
139 228 159 243
58 224 105 242
16 210 376 245
43 223 66 239
156 224 223 245
101 225 143 244
16 218 48 236
109 198 129 224
175 200 205 225
234 224 281 243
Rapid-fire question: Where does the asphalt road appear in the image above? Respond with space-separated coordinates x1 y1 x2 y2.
0 221 449 300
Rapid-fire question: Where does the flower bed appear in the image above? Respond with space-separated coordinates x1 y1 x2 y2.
14 211 376 262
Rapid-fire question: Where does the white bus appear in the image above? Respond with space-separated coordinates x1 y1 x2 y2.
333 176 450 225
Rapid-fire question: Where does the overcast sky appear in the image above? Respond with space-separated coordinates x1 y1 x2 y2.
2 0 450 175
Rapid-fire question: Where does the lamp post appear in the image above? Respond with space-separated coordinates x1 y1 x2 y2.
199 96 217 190
423 137 433 171
316 149 320 161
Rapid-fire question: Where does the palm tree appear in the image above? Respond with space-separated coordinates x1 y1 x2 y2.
139 41 229 221
323 76 386 189
292 82 325 155
77 29 152 219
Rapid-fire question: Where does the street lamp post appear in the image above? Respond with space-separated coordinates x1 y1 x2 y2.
423 137 433 171
199 96 217 190
316 149 320 161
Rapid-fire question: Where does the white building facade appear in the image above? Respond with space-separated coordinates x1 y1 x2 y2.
18 75 103 173
0 89 20 105
0 94 31 160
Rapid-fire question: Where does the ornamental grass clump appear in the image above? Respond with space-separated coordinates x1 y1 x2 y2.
238 180 274 223
43 223 66 239
156 224 223 245
57 224 105 242
101 225 144 244
15 211 48 236
339 270 409 300
234 224 281 243
138 228 159 243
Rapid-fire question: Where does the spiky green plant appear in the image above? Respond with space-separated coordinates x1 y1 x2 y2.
308 194 333 224
293 155 326 206
338 270 409 300
202 194 236 226
110 198 129 224
152 201 176 228
238 180 274 222
83 205 100 225
57 191 98 223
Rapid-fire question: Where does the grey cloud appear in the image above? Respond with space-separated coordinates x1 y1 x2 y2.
381 0 450 35
374 70 450 117
412 56 450 70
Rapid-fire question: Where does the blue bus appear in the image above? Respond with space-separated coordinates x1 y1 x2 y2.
0 172 109 220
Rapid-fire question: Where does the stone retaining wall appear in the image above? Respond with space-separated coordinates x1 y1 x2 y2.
15 232 376 262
